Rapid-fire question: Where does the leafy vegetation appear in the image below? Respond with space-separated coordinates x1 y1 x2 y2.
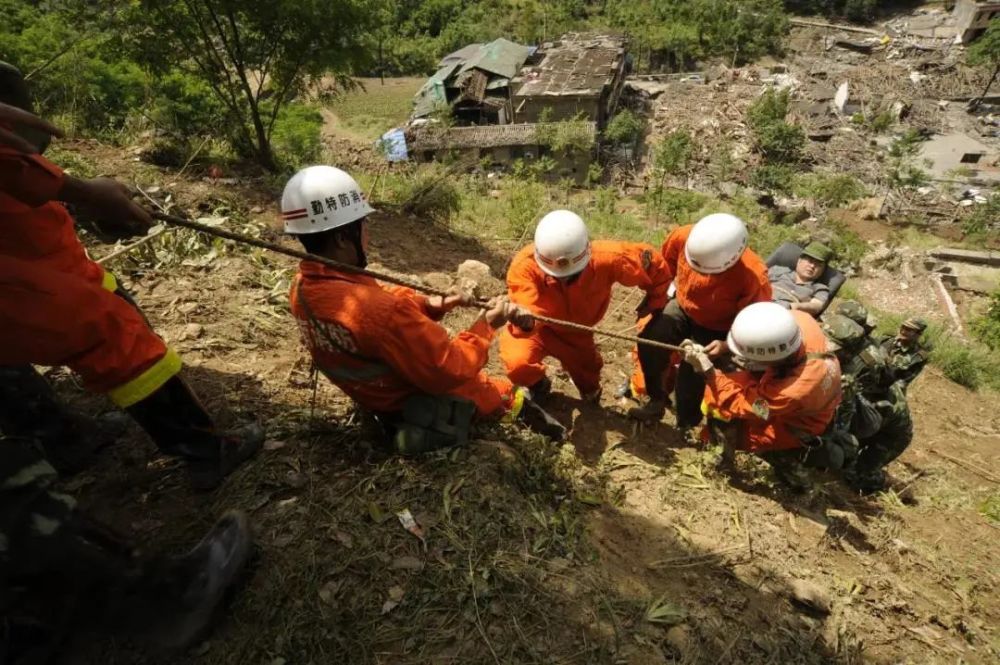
793 172 867 207
603 109 644 146
886 130 930 189
968 18 1000 107
971 289 1000 352
962 194 1000 240
747 89 806 164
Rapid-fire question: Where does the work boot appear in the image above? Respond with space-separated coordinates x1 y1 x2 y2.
528 376 552 403
126 376 263 491
843 465 886 495
125 511 253 650
580 387 603 404
9 511 251 659
518 397 567 441
627 398 668 423
0 365 125 474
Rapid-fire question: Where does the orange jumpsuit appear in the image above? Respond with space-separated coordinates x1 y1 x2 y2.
501 241 671 395
631 225 772 397
290 261 518 417
662 224 773 331
701 311 841 453
0 145 179 406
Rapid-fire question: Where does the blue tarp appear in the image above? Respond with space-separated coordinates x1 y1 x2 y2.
377 128 408 162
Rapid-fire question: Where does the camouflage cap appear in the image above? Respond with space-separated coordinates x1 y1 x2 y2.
822 314 865 350
901 317 928 333
801 241 834 264
834 299 876 329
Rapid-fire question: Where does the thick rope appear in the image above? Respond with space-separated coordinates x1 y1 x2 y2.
148 211 686 353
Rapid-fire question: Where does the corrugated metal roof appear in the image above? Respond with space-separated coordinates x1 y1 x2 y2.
412 63 459 118
409 122 596 151
458 38 532 80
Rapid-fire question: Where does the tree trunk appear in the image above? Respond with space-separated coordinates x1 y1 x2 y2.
249 105 276 171
974 61 1000 109
379 36 385 85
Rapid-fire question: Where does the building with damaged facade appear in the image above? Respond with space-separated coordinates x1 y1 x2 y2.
401 33 628 180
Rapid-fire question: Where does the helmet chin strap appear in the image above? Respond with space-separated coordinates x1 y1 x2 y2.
344 219 367 268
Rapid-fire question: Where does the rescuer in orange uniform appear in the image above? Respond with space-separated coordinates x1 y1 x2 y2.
500 209 671 402
0 77 262 490
0 95 257 657
684 301 842 490
629 213 772 428
283 166 566 452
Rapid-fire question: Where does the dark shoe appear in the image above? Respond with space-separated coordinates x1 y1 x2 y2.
132 511 253 650
579 387 602 404
772 464 813 494
843 466 886 495
518 398 567 441
627 398 667 423
187 424 265 491
126 376 263 490
528 376 552 403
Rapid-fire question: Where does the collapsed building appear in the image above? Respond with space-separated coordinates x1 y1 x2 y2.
397 33 628 181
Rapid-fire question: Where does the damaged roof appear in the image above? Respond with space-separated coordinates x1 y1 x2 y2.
412 38 532 118
409 122 597 151
512 33 626 98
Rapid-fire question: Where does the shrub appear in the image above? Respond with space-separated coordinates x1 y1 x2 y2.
270 104 325 169
887 130 929 188
793 173 867 207
981 492 1000 524
962 194 1000 240
747 89 791 131
653 130 693 176
750 164 796 193
645 188 709 224
754 121 806 163
603 109 644 146
971 289 1000 351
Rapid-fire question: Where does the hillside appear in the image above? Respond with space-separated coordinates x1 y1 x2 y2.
45 122 999 663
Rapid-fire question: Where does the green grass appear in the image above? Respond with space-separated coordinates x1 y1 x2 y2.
327 77 425 141
981 492 1000 524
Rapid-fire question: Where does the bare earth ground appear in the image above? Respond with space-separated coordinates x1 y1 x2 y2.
44 130 1000 665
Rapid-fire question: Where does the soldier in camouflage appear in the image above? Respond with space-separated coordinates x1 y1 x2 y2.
881 317 930 390
829 301 922 494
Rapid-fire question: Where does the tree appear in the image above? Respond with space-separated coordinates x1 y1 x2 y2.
125 0 373 170
969 18 1000 109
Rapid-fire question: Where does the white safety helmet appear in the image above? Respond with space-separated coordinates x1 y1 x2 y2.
684 213 749 275
281 165 374 235
533 210 591 278
727 302 802 364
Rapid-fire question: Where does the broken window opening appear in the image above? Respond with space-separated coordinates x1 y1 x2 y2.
960 153 983 164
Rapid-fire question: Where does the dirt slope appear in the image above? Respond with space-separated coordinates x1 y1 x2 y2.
41 142 1000 664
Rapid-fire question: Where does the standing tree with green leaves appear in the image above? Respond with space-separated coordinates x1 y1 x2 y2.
969 18 1000 110
124 0 373 170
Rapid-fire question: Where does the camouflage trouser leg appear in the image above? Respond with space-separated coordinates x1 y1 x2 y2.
0 436 78 593
758 449 812 492
852 410 914 484
0 366 74 446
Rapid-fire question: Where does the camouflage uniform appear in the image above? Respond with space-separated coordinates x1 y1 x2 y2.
831 305 924 493
880 317 930 390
